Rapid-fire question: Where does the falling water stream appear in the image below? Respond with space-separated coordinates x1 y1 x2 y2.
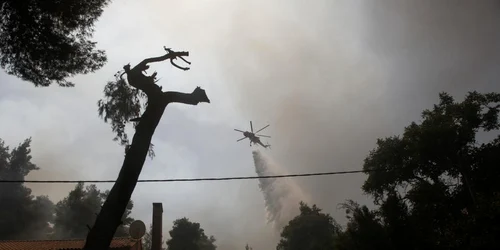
252 149 309 231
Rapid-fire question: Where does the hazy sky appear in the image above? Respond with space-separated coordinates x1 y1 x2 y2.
1 0 500 249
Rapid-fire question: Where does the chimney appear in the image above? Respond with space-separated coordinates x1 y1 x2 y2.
152 203 163 250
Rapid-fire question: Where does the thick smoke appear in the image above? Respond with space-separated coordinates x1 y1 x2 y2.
209 0 500 223
252 149 309 231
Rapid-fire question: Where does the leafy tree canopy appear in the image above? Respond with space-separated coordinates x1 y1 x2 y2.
0 0 110 87
0 137 54 240
335 200 391 250
53 182 134 239
363 91 500 202
97 72 152 156
166 217 217 250
277 202 340 250
360 91 500 248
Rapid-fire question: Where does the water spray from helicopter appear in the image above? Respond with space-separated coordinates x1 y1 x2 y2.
252 149 309 231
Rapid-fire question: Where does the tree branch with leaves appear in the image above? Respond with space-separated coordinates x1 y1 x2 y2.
0 0 110 87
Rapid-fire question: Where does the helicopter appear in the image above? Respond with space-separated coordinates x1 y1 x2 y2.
234 121 271 149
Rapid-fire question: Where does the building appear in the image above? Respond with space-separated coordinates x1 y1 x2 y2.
0 202 164 250
0 237 142 250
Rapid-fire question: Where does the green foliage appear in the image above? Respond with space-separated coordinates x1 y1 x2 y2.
166 217 217 250
277 202 340 250
335 200 390 250
0 138 54 240
97 73 146 146
0 137 140 241
53 182 135 239
357 91 500 249
0 0 110 87
363 91 500 201
97 72 154 158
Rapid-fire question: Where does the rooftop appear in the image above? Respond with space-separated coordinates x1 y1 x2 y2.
0 237 141 250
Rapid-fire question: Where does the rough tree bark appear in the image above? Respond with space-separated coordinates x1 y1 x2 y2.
83 50 209 249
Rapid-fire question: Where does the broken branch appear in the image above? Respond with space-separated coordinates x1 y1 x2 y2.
163 87 211 105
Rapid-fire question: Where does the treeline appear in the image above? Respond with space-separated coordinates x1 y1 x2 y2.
142 218 216 250
275 92 500 250
0 138 134 240
0 137 218 250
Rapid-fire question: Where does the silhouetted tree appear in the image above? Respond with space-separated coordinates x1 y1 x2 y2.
277 202 340 250
377 193 422 249
166 217 217 250
0 138 54 240
0 0 110 87
335 200 391 250
85 48 210 249
53 182 134 239
362 91 500 248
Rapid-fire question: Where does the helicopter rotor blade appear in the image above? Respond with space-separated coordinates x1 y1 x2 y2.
237 137 247 142
255 124 270 134
234 129 245 133
250 121 254 133
257 135 271 138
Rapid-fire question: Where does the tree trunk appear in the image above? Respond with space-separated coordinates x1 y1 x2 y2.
83 87 209 249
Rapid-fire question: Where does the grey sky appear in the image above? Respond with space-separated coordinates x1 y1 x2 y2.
1 0 500 249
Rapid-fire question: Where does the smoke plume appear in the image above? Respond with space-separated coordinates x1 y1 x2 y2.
252 149 309 231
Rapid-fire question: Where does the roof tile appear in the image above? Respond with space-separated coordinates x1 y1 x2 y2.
0 237 140 250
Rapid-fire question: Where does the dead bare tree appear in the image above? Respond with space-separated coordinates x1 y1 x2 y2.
85 47 210 249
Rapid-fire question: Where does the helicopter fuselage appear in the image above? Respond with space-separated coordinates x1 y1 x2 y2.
235 121 271 149
243 132 269 148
